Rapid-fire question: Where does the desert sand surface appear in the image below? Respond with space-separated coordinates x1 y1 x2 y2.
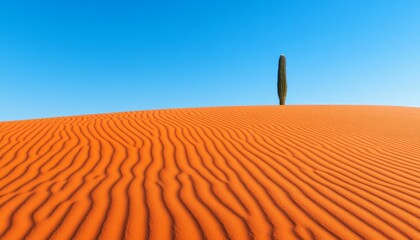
0 105 419 240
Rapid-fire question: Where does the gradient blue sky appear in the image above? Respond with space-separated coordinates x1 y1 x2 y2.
1 1 419 121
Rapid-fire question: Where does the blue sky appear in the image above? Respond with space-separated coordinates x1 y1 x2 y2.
1 1 419 121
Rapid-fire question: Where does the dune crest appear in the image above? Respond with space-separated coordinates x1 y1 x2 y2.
0 106 419 240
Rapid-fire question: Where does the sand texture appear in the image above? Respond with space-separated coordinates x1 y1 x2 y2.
0 106 419 240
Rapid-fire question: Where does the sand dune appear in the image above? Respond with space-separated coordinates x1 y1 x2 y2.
0 105 419 240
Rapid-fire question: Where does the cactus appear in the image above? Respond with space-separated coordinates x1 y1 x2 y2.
277 54 287 105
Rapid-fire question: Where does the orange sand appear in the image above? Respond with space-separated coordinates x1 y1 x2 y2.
0 106 419 240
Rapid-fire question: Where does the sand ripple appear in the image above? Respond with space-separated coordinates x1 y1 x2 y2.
0 106 419 239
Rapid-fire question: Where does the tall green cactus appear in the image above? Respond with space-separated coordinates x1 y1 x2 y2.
277 54 287 105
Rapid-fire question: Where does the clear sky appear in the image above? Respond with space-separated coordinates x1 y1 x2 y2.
1 1 419 121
